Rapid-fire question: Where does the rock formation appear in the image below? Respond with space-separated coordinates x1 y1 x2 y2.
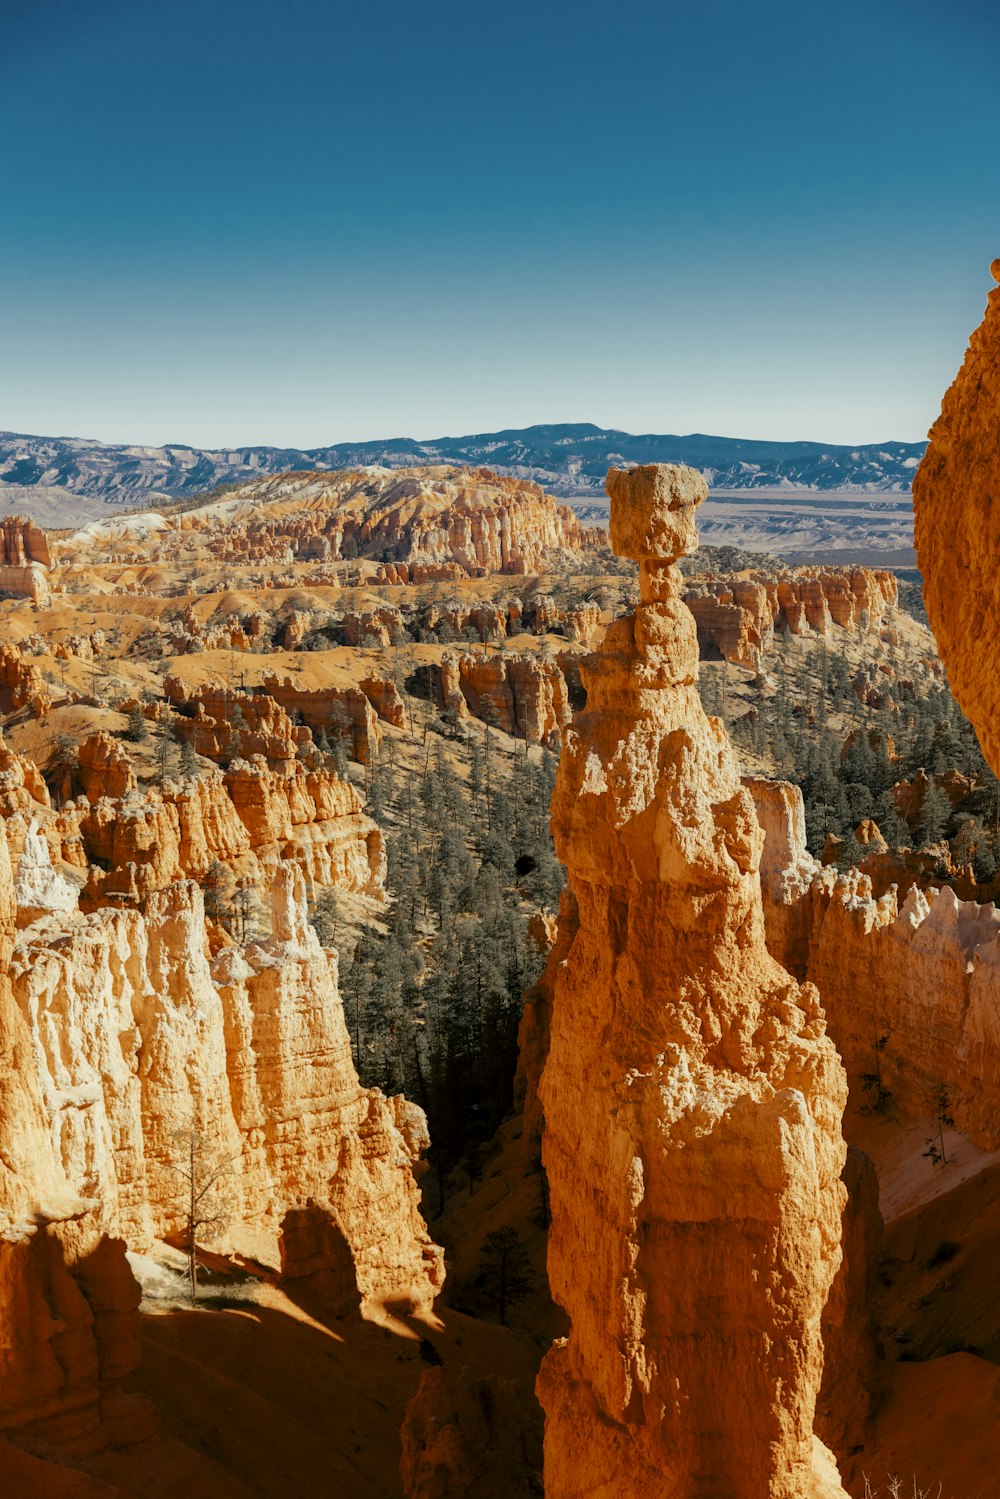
168 466 602 576
77 729 137 803
410 648 577 746
74 759 384 908
0 514 51 604
8 864 443 1308
749 777 1000 1150
0 642 51 719
13 818 78 926
536 464 848 1498
0 822 147 1460
683 566 897 671
914 260 1000 772
401 1364 544 1499
163 677 311 765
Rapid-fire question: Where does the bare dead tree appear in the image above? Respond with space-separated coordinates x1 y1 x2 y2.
166 1122 237 1303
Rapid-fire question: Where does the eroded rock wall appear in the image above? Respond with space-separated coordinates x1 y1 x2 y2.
0 825 145 1456
750 778 1000 1151
7 865 442 1311
684 566 897 670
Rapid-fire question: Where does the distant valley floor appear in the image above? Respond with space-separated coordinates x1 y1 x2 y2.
567 486 916 565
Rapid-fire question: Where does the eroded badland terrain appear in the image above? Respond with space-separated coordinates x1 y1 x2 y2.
4 275 1000 1497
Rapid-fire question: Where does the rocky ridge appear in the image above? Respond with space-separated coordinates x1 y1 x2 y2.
0 425 926 509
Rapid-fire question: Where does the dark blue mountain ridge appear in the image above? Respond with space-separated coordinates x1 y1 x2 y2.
0 423 926 507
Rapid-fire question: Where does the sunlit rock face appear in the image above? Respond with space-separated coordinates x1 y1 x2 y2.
536 463 849 1499
6 864 443 1313
914 261 1000 775
683 566 897 671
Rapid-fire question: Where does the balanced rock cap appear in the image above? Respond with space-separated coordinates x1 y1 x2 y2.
606 463 708 565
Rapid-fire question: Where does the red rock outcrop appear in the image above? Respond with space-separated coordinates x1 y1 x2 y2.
414 649 576 746
0 514 51 604
536 464 848 1497
163 677 309 765
684 567 897 670
0 642 51 718
893 766 970 825
914 260 1000 773
77 731 137 803
455 651 570 746
259 673 383 763
342 605 406 648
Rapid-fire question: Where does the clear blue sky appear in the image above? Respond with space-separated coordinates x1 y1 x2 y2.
2 0 998 448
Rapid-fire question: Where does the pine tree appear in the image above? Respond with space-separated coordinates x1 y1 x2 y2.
310 886 342 948
179 739 200 778
919 781 951 847
478 1227 534 1325
874 790 909 850
123 705 148 743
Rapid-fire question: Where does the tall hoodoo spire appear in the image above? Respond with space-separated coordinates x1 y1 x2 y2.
537 463 849 1498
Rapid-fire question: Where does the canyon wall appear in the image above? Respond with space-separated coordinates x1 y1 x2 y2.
0 752 439 1467
0 824 147 1460
536 464 848 1498
7 865 443 1309
684 567 897 671
750 778 1000 1150
745 266 1000 1162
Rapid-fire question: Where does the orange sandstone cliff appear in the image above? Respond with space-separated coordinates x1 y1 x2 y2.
535 464 849 1498
913 260 1000 773
684 567 898 671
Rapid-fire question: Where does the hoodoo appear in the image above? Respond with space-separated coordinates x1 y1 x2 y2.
536 464 849 1498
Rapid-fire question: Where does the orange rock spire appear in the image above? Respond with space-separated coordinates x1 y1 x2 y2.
537 464 849 1497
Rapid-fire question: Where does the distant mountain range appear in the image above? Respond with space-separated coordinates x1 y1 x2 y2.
0 424 926 511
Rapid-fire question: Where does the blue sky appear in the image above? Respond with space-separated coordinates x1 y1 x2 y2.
2 0 998 448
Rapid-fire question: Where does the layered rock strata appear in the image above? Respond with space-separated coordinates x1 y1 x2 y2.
75 759 384 907
169 465 603 575
0 731 383 911
684 567 897 670
411 648 577 746
536 464 848 1498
